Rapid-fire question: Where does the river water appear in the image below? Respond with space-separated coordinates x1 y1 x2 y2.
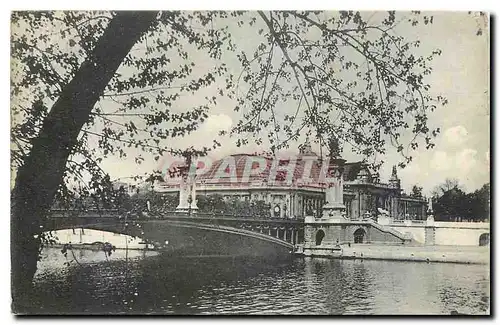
26 248 490 315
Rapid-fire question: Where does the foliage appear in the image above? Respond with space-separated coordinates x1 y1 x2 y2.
10 11 464 293
145 192 179 214
11 11 229 215
431 178 462 197
196 194 227 214
432 181 490 222
225 11 446 169
11 11 450 214
197 194 271 217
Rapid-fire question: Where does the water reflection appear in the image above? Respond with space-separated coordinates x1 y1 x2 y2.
26 248 489 315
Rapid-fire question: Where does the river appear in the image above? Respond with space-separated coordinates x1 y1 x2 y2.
25 247 490 315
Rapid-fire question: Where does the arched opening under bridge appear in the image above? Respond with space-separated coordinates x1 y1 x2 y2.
479 233 489 246
353 228 366 244
315 230 325 246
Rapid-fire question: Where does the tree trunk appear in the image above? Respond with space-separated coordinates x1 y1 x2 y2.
11 11 158 312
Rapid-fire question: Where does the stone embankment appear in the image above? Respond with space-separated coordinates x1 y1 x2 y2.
331 244 489 264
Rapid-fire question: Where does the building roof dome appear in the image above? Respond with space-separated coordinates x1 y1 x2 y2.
160 152 368 189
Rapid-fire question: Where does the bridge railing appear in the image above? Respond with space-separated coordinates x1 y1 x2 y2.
148 211 305 221
49 209 305 222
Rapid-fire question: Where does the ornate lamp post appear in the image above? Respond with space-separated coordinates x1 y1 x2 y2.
284 197 289 219
175 163 191 213
175 150 198 215
188 193 193 217
426 197 434 226
321 135 347 220
147 181 153 213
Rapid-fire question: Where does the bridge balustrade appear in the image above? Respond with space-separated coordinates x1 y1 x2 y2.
48 209 305 247
49 209 305 222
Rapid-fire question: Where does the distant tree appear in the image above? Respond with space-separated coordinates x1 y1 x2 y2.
431 178 462 197
225 197 248 216
197 194 226 214
467 183 490 221
197 195 271 217
433 186 467 221
133 191 178 214
115 186 130 212
432 181 489 222
251 200 272 218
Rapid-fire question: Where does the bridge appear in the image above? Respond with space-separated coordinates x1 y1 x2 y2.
46 209 303 257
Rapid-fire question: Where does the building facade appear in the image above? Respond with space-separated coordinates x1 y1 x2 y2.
155 146 426 220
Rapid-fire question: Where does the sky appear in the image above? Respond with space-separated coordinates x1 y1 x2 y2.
10 11 490 196
1 4 495 322
92 11 489 196
392 12 490 194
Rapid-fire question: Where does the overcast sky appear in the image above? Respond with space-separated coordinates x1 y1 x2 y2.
91 11 488 196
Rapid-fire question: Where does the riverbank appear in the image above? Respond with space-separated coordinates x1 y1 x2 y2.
319 244 490 264
30 247 489 315
53 243 489 264
50 243 153 251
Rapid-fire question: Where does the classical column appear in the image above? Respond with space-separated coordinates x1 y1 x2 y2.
336 175 343 204
390 195 398 219
425 198 435 245
426 197 435 225
176 173 190 212
175 154 198 213
285 193 293 218
189 178 198 213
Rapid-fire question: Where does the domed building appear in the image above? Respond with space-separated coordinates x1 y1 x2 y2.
155 145 426 220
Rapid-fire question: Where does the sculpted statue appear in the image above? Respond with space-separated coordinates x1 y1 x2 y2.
328 135 341 158
391 165 398 178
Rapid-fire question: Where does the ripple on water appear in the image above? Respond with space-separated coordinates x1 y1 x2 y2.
27 248 490 315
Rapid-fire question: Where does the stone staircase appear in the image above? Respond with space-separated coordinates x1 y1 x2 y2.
368 220 413 243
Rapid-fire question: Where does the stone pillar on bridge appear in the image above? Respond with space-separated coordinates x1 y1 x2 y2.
321 141 347 221
303 135 348 257
425 197 435 245
175 158 198 214
176 173 190 212
189 179 198 212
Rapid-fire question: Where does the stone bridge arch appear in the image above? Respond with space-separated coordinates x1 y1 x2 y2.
44 228 147 249
344 224 370 244
45 217 294 257
479 233 489 246
315 229 326 246
353 228 367 243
